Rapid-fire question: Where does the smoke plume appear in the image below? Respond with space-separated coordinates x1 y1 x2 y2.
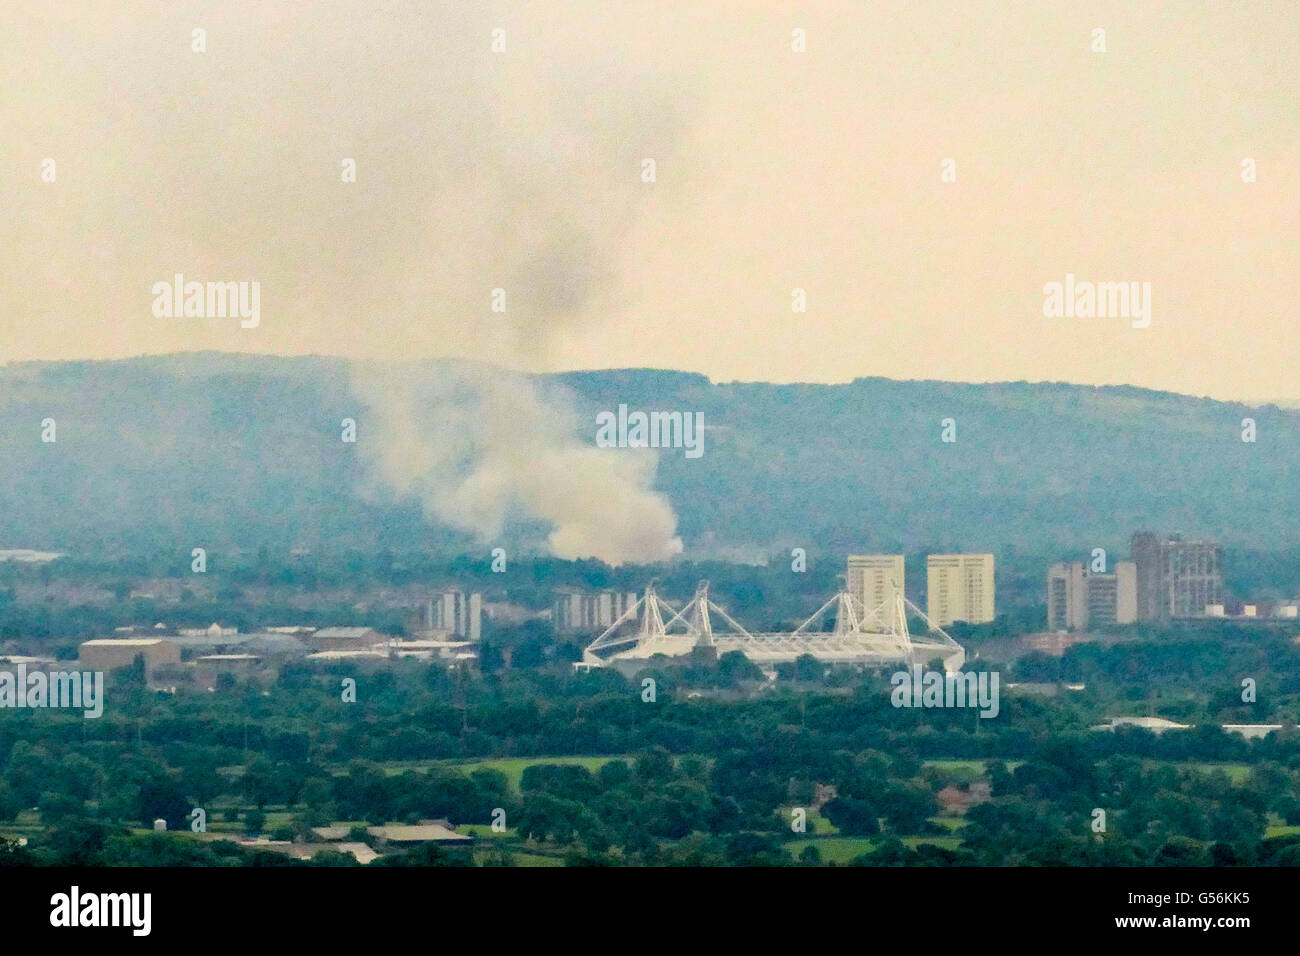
0 1 690 561
355 365 682 563
323 4 690 563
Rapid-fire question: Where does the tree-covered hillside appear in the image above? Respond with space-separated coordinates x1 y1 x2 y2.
0 353 1294 558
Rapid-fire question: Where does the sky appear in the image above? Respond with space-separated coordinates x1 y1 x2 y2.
1 0 1297 401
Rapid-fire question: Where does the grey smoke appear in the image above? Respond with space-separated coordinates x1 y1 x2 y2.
0 1 690 562
332 5 690 563
354 364 683 564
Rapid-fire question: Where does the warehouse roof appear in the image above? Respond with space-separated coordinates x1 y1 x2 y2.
366 824 471 843
81 639 169 647
314 627 379 638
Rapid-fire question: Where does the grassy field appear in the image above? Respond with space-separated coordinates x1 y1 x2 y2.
785 833 967 863
1182 762 1252 785
902 835 963 851
779 805 840 836
438 755 631 792
17 753 1267 865
785 837 876 863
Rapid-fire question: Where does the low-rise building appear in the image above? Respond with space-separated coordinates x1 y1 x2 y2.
0 655 57 668
195 654 262 687
1091 716 1190 734
390 640 476 662
366 823 473 846
1021 631 1094 656
309 627 385 652
305 649 389 662
79 638 180 679
1221 724 1283 739
178 622 239 638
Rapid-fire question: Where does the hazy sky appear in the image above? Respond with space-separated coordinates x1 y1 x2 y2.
2 1 1296 400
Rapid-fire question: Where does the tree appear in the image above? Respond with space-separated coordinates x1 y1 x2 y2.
136 777 189 830
877 783 936 833
718 651 763 686
634 747 677 784
41 819 116 866
372 843 473 867
794 654 823 682
1151 837 1207 866
822 798 880 836
479 641 504 674
244 808 267 836
241 756 277 809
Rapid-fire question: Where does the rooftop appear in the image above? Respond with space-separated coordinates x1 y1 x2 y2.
315 627 379 638
81 638 169 647
306 650 388 660
367 824 471 843
394 640 474 649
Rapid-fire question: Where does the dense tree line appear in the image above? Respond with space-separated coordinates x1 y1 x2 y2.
6 644 1300 865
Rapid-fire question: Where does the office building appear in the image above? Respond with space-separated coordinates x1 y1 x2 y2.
552 588 638 634
846 554 905 629
926 554 995 626
1047 562 1087 631
1131 533 1222 620
427 589 482 641
1047 560 1136 630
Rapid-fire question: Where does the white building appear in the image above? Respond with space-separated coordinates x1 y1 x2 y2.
926 554 995 627
1047 560 1136 630
426 589 482 641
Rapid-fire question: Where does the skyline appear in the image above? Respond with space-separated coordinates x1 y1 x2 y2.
5 347 1300 409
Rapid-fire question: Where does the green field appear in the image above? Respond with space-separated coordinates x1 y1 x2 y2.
902 835 963 851
780 805 840 836
439 755 631 792
473 848 565 867
1182 762 1252 785
786 814 967 863
785 837 876 863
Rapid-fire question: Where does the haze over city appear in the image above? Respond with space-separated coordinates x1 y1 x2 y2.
4 3 1300 923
